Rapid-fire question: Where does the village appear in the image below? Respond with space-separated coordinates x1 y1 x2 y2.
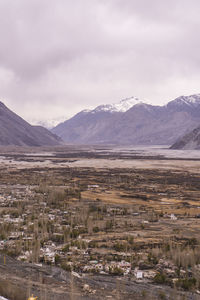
0 153 200 299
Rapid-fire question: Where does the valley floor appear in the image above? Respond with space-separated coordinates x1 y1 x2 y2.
0 145 200 299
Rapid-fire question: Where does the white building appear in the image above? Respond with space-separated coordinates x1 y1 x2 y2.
134 269 143 279
170 214 177 220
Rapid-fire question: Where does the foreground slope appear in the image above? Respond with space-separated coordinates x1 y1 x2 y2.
0 101 62 146
52 94 200 145
0 254 196 300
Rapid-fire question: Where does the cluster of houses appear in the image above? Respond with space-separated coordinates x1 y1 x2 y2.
0 184 193 286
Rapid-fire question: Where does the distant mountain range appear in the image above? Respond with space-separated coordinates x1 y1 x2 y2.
0 101 62 146
52 94 200 145
29 116 67 129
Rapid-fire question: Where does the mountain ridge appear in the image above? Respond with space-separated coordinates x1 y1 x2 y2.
52 94 200 145
0 101 62 146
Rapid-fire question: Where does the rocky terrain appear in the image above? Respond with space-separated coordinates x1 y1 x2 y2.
0 255 198 300
52 94 200 145
171 126 200 150
0 101 62 146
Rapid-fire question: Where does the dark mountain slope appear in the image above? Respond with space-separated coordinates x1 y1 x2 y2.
171 126 200 150
0 101 62 146
52 110 122 144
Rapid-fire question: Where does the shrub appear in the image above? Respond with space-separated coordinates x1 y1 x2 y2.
93 226 100 233
61 262 72 272
153 273 167 284
105 220 113 230
109 266 124 276
113 242 128 252
176 277 196 291
158 291 166 300
62 244 70 252
55 254 61 265
70 229 79 238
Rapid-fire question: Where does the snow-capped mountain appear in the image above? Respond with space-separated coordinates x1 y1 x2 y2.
30 116 68 129
52 94 200 145
93 97 145 113
178 94 200 106
167 94 200 109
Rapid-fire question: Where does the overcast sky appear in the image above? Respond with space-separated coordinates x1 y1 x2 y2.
0 0 200 124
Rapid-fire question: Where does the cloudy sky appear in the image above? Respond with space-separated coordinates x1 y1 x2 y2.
0 0 200 124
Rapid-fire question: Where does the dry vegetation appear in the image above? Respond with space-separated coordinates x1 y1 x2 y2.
0 147 200 299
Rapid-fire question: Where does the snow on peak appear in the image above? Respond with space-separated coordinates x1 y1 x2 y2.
185 94 200 105
111 97 142 112
174 94 200 107
81 109 92 113
93 97 145 113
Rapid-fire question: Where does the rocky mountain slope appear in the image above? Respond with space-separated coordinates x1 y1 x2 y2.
0 101 62 146
171 126 200 150
52 94 200 145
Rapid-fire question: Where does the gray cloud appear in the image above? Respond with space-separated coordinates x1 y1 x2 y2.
0 0 200 123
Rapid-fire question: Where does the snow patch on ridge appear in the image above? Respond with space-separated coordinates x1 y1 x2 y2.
185 94 200 105
170 94 200 107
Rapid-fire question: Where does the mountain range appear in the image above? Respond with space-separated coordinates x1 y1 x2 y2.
52 94 200 146
0 101 62 146
29 116 68 129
